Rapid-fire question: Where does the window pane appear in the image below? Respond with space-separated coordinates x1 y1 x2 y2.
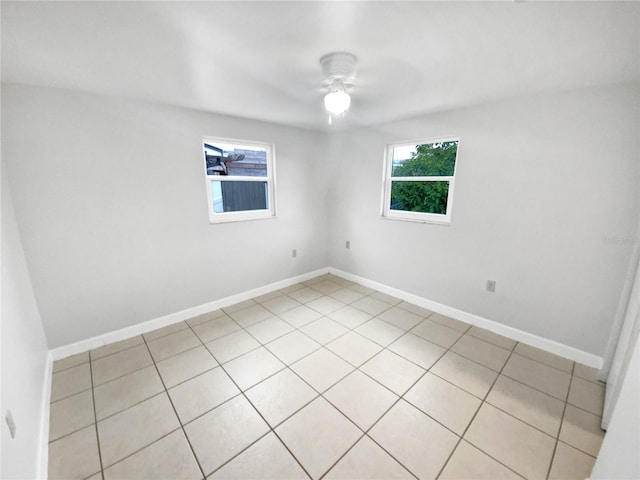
204 142 268 177
211 180 268 213
391 140 458 177
390 181 449 214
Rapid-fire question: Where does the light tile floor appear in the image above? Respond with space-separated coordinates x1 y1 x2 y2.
48 274 606 480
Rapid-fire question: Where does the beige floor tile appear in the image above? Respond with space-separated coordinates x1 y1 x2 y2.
50 363 92 402
439 440 522 480
261 295 301 315
147 329 202 362
285 286 324 303
405 372 481 435
326 331 382 367
97 393 180 467
329 287 366 304
94 365 164 420
253 290 283 303
306 296 345 315
411 319 463 349
209 432 308 479
360 350 425 395
397 301 433 318
191 315 241 343
311 279 343 295
142 321 189 342
370 291 402 305
227 304 273 327
348 284 376 295
103 430 202 480
355 318 405 346
429 313 470 333
48 425 101 480
291 348 354 393
245 369 317 427
325 435 413 480
467 326 517 350
327 305 372 329
377 306 423 331
245 316 294 344
352 296 392 316
205 330 260 364
451 334 511 371
387 333 446 369
568 377 605 415
223 347 285 390
169 367 240 424
266 330 321 365
502 354 571 400
431 351 498 399
573 363 602 383
185 309 226 327
92 344 154 386
514 343 574 373
49 390 95 441
279 305 324 328
52 352 89 373
223 299 257 314
465 403 555 479
559 405 605 457
156 345 218 388
325 370 398 430
301 317 349 345
279 282 306 294
486 375 565 436
185 395 269 476
370 400 458 480
276 397 361 480
90 335 144 360
326 275 354 287
548 441 596 480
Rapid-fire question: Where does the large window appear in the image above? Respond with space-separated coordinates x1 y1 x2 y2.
381 138 459 224
203 137 276 223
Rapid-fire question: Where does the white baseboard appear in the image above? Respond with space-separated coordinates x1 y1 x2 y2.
50 267 329 361
50 264 602 369
37 351 53 480
329 267 603 369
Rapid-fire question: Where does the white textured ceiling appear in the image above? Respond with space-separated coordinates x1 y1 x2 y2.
2 1 639 131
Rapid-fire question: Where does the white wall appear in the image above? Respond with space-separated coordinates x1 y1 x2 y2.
591 331 640 479
328 84 640 357
2 84 330 348
1 163 51 479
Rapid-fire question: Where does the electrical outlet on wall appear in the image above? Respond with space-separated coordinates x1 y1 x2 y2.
345 240 350 249
292 249 297 258
486 280 496 293
5 410 16 439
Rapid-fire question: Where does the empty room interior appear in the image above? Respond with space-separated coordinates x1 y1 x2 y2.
2 2 640 480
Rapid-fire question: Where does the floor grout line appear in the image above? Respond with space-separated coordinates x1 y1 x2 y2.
545 361 576 480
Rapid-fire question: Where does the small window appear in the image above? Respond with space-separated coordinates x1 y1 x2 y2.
203 137 276 223
381 138 459 224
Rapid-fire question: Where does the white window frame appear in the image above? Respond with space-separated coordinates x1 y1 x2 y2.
202 136 276 224
381 137 459 225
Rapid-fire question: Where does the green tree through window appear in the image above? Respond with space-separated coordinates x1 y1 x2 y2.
390 141 458 215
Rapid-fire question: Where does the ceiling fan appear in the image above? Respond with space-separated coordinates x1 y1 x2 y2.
320 52 357 123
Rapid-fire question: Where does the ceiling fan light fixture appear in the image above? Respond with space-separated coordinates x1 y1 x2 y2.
324 89 351 115
320 52 357 118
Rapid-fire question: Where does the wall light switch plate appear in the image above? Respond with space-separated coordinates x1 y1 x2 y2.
486 280 496 293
